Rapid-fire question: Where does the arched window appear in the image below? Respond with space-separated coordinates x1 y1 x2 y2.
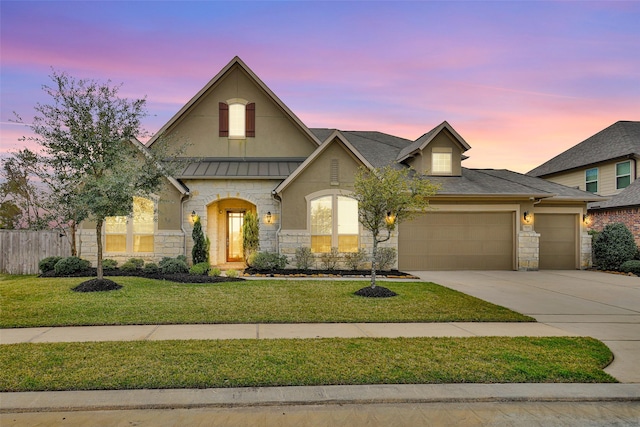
310 194 359 253
105 196 155 253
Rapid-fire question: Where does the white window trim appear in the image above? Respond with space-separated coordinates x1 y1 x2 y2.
306 190 360 252
431 147 453 175
226 98 248 139
104 196 157 254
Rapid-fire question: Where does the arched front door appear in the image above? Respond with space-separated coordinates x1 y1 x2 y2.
207 198 256 266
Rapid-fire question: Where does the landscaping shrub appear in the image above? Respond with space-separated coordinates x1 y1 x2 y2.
319 247 341 270
159 257 189 274
102 259 118 270
343 248 367 270
249 251 288 270
226 269 238 278
592 223 637 270
120 261 138 272
189 262 211 275
128 258 144 269
294 247 314 269
191 216 208 265
54 256 91 275
143 262 159 274
620 260 640 276
177 255 187 263
210 267 221 277
375 247 397 270
38 256 64 274
242 211 260 264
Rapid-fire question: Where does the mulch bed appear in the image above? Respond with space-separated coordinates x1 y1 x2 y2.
354 285 398 298
243 268 417 278
42 268 245 284
72 279 123 293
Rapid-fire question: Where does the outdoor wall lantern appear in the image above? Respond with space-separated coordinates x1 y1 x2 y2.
265 211 273 224
583 214 592 226
385 211 397 226
523 211 532 224
190 210 197 223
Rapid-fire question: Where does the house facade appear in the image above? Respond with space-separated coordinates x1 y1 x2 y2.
528 121 640 245
79 57 602 271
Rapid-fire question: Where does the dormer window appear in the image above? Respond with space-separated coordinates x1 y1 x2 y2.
432 149 452 174
219 100 255 138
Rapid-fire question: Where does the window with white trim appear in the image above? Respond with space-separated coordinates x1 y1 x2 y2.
585 168 598 193
105 197 155 253
432 152 452 174
616 161 631 190
310 195 359 253
229 103 246 138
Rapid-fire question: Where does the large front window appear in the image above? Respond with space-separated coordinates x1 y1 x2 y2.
105 197 155 253
616 161 631 190
310 195 359 253
585 168 598 193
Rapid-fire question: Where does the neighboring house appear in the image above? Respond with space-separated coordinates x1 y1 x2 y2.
79 57 603 271
528 121 640 245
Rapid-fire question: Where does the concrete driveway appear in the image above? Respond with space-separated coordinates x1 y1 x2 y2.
410 270 640 383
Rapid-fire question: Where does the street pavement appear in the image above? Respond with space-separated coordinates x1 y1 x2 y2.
1 269 639 425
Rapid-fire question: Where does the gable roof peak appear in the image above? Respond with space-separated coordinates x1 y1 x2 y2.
396 120 471 162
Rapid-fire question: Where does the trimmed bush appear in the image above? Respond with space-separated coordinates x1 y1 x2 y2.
120 261 138 272
54 256 91 275
375 247 397 270
226 269 238 278
210 267 221 277
159 257 189 274
249 251 288 270
143 262 159 274
319 247 341 270
39 256 64 274
593 223 637 271
189 262 211 275
102 259 118 270
192 217 208 265
242 211 260 265
344 248 367 270
127 258 144 269
620 260 640 276
294 247 314 270
177 255 187 263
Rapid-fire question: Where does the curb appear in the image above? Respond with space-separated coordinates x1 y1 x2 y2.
2 384 639 413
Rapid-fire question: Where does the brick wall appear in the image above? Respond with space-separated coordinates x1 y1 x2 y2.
589 207 640 246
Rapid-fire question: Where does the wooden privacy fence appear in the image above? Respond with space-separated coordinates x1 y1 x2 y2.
0 230 71 275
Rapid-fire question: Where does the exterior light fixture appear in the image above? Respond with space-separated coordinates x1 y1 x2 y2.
266 211 273 224
583 214 592 226
523 211 532 224
385 211 396 226
190 210 197 223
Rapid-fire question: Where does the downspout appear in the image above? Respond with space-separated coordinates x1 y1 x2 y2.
272 190 282 253
180 192 191 257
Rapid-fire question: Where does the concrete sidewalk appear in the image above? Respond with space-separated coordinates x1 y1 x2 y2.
0 322 576 344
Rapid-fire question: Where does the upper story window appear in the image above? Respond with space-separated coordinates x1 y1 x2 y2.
616 161 631 190
219 101 255 138
431 149 452 174
310 194 359 253
585 168 598 193
105 196 155 253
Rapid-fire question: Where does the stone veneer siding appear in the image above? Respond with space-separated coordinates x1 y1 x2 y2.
278 229 398 270
589 208 640 246
76 229 185 266
517 225 539 271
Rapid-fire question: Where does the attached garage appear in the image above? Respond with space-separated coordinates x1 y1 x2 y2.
398 211 515 271
536 213 578 269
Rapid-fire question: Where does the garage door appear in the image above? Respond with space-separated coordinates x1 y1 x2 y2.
536 213 577 270
398 212 515 271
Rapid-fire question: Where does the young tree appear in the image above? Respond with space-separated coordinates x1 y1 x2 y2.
17 70 173 283
352 165 439 289
191 215 208 265
242 211 259 265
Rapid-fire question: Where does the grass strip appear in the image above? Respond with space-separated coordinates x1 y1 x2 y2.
0 276 532 327
0 337 615 391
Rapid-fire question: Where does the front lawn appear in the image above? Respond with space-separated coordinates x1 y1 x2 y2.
0 275 532 327
0 337 615 391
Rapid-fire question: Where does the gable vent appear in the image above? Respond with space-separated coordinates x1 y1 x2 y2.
330 159 339 185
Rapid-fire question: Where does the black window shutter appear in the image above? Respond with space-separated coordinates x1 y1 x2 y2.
246 103 255 137
219 102 229 137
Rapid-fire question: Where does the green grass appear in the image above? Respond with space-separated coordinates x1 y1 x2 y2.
0 337 615 391
0 275 533 327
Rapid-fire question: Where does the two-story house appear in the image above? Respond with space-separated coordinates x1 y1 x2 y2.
528 121 640 245
78 57 602 271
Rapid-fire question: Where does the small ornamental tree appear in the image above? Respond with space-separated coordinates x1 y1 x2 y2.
242 211 259 265
593 222 638 271
192 215 208 265
352 165 439 289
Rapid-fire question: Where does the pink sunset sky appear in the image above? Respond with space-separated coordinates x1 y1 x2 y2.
1 1 639 173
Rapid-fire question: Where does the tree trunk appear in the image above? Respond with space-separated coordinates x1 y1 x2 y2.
370 239 378 289
69 221 77 257
96 219 103 280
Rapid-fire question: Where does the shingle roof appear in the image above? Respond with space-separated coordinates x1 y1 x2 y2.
589 178 640 210
527 121 640 177
179 158 305 179
428 168 605 200
396 121 471 162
